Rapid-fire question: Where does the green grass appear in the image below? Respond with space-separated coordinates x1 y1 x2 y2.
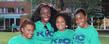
0 32 109 44
0 32 20 44
100 37 109 44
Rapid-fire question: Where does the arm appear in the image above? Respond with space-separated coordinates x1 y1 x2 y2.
90 26 101 44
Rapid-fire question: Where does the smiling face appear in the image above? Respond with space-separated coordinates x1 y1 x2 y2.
40 7 51 23
75 12 87 27
21 24 34 39
56 16 66 31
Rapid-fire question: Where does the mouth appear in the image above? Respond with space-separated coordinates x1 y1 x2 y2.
58 25 64 29
44 17 50 21
27 34 33 38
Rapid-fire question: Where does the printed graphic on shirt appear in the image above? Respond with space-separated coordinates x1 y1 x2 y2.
53 38 71 44
37 31 54 37
73 32 86 44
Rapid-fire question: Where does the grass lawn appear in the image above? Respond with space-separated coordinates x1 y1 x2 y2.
0 32 109 44
0 32 20 44
100 37 109 44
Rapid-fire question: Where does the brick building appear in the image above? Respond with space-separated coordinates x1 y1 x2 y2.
0 0 31 31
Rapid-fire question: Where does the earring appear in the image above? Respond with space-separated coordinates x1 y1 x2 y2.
66 25 68 28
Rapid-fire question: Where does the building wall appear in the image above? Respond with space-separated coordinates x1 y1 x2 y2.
0 1 31 14
0 1 31 31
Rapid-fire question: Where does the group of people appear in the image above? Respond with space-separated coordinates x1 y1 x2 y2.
8 3 101 44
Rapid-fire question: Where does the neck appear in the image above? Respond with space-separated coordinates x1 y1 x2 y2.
60 29 65 32
41 20 47 25
81 22 88 28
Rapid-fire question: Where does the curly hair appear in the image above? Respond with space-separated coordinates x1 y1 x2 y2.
20 19 35 33
55 13 72 31
31 3 58 31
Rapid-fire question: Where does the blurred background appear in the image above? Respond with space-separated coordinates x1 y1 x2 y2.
0 0 109 44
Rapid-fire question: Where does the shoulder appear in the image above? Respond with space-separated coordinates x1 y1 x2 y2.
9 35 21 41
54 31 59 34
35 21 44 27
65 29 75 36
66 29 74 32
35 21 41 24
89 25 99 35
89 25 95 29
46 22 54 30
88 25 97 31
8 35 21 44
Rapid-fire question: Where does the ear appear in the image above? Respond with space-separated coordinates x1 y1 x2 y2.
85 15 88 20
21 28 24 33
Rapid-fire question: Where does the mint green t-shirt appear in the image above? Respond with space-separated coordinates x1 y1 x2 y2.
8 34 34 44
73 25 101 44
33 21 54 44
52 29 74 44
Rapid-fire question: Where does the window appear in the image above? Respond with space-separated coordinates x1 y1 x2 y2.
8 8 15 13
0 8 3 13
18 7 24 14
0 7 24 14
16 18 20 26
0 18 4 26
15 7 24 14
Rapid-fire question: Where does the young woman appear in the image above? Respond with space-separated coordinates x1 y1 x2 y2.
73 8 101 44
52 14 74 44
32 4 55 44
8 19 35 44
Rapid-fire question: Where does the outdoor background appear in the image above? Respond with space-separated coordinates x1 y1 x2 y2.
0 0 109 44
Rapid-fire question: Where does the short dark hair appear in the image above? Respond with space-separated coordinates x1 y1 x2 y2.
20 19 35 32
74 8 87 16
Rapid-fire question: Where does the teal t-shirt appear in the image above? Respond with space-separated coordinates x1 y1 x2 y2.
8 34 34 44
33 21 54 44
52 29 74 44
73 25 101 44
